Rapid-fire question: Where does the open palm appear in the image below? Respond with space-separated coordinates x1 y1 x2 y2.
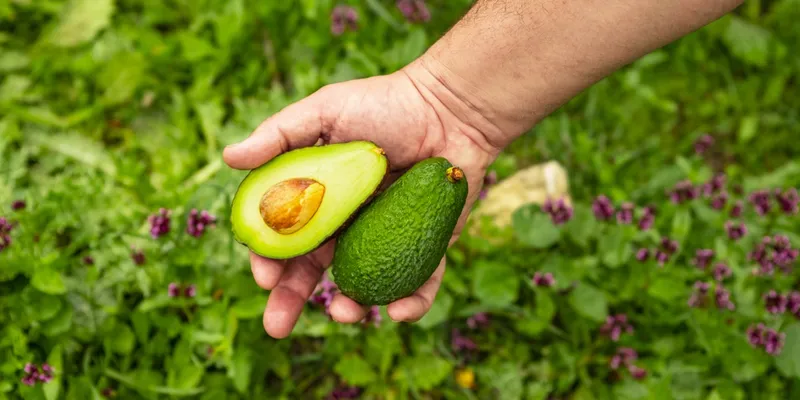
223 65 498 338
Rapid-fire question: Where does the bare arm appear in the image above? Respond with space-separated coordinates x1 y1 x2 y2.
405 0 744 149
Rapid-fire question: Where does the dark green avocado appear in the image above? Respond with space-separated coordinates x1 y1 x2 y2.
330 157 468 305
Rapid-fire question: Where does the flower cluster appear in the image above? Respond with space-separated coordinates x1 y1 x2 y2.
361 306 382 327
668 180 699 204
635 237 679 265
467 312 490 329
749 235 798 275
148 208 171 239
168 282 197 298
600 314 634 342
479 171 497 200
749 190 771 216
747 188 799 216
591 195 615 221
327 384 362 400
761 290 800 318
542 197 573 225
451 328 478 353
725 221 747 241
330 5 358 36
309 273 338 316
11 200 26 211
747 323 785 355
691 249 715 269
186 209 217 238
0 217 14 252
21 363 54 386
712 263 732 281
591 195 655 230
608 347 647 380
638 206 655 231
131 247 146 265
397 0 430 23
532 272 555 287
694 134 714 155
775 188 799 214
688 281 734 310
730 200 743 217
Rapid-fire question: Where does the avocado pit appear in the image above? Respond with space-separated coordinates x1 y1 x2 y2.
259 178 325 234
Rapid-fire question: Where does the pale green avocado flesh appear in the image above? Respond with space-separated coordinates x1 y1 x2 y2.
230 141 388 259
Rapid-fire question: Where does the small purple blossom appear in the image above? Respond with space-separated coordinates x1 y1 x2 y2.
467 312 490 329
764 329 785 355
655 237 679 266
668 180 699 204
694 134 714 155
479 171 498 200
712 263 732 281
542 197 573 225
148 208 171 239
750 235 798 275
616 202 634 225
331 5 358 36
131 247 146 266
637 207 655 231
101 387 116 398
710 192 728 210
168 283 196 298
21 363 54 386
749 190 772 216
600 314 634 342
725 221 747 241
184 284 197 298
787 291 800 316
609 347 638 370
688 281 710 308
361 305 382 327
328 384 362 400
397 0 431 23
775 188 799 215
714 285 735 310
747 323 766 347
628 365 648 380
635 248 650 262
168 283 181 297
310 273 338 316
0 217 14 252
532 272 555 287
655 251 669 266
764 290 787 314
592 195 615 221
186 209 217 238
730 201 743 218
691 249 715 270
82 256 95 266
11 200 26 211
451 328 478 353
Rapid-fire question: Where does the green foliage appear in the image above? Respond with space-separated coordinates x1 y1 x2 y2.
1 1 800 399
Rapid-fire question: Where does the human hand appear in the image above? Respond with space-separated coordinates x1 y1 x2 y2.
222 60 502 338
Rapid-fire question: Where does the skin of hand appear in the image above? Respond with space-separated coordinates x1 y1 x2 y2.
222 63 501 339
224 0 745 339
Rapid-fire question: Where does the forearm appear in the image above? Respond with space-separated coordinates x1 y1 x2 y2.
406 0 743 148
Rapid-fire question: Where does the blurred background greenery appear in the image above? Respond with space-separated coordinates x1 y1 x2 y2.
2 0 800 399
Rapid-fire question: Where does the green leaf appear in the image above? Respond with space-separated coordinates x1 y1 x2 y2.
479 362 524 400
515 290 556 337
25 291 63 321
512 205 561 248
472 260 520 307
334 354 378 386
416 291 453 329
43 344 63 400
737 115 759 144
598 227 631 268
28 132 117 176
670 208 692 242
365 327 402 377
98 52 147 106
776 322 800 377
565 204 598 248
647 276 685 302
721 16 772 67
231 295 267 319
393 354 453 391
527 382 553 400
568 282 608 323
41 302 74 337
31 268 67 295
230 347 253 394
47 0 115 47
108 322 136 354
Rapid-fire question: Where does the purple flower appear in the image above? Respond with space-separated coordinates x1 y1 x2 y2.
787 291 800 316
592 195 615 221
186 209 217 238
688 281 710 308
21 363 54 386
0 216 14 252
184 284 197 298
691 249 714 270
331 5 358 36
131 247 146 266
694 134 714 155
635 248 650 262
725 221 747 241
101 388 116 398
479 171 498 200
628 365 648 380
148 208 171 239
764 329 785 355
467 312 490 329
609 347 638 370
542 197 573 225
668 180 699 204
168 283 181 297
712 263 732 281
660 238 679 254
775 188 799 215
710 192 728 210
749 190 772 216
11 200 26 211
328 384 362 400
361 305 382 327
532 272 555 287
451 328 478 353
749 239 774 275
764 290 787 314
310 273 338 316
38 364 53 383
83 256 95 266
600 314 634 342
397 0 430 23
715 285 735 310
616 202 634 225
637 208 655 231
747 323 766 347
730 201 743 218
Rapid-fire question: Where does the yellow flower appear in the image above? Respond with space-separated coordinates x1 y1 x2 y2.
455 367 475 389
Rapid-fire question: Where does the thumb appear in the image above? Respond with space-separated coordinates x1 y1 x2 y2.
223 92 326 170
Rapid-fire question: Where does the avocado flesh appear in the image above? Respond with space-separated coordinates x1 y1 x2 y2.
331 157 468 305
231 141 388 259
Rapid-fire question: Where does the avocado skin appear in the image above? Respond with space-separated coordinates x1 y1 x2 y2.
331 157 468 305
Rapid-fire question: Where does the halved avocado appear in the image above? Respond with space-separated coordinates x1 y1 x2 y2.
230 141 388 259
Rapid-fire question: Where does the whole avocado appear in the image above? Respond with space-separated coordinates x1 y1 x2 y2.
331 157 468 305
